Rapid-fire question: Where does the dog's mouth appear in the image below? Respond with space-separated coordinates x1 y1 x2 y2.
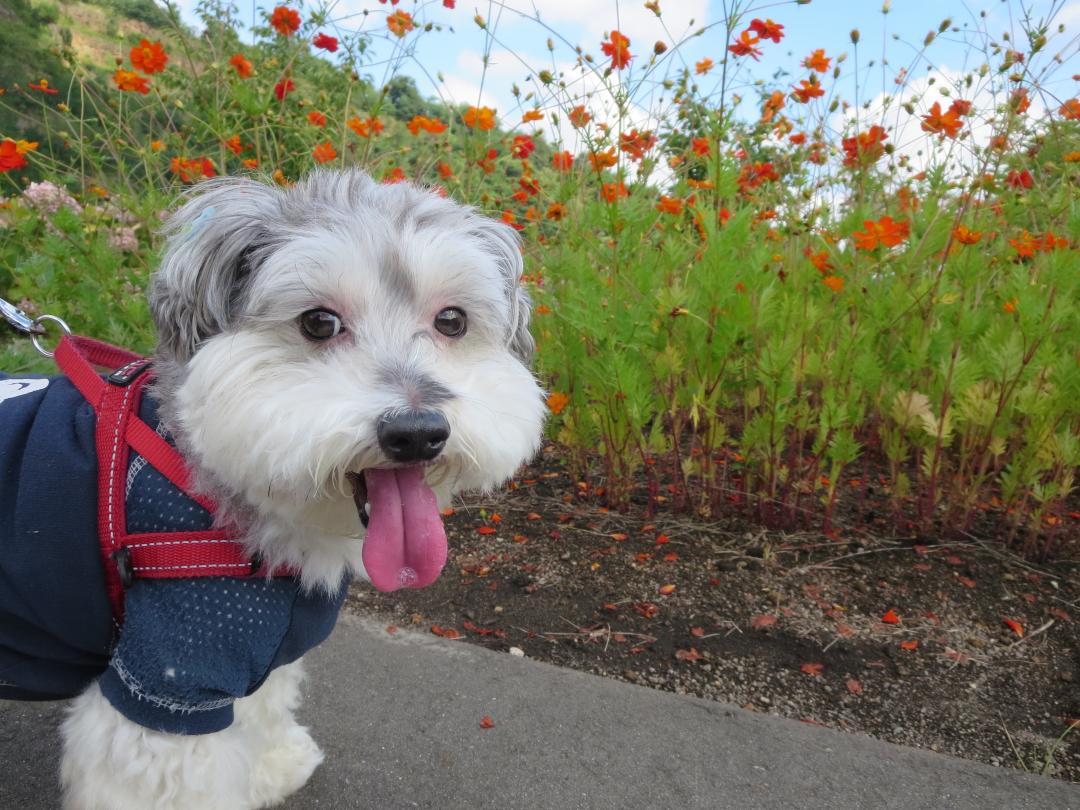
346 468 448 593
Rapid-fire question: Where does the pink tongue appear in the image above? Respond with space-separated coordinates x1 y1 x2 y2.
361 467 448 592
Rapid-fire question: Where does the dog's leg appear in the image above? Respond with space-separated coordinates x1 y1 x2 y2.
60 682 259 810
236 659 324 808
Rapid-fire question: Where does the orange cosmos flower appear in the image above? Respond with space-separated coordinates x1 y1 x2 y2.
690 137 710 157
822 275 844 292
802 49 830 73
347 116 382 137
761 90 785 123
313 33 338 52
546 392 569 414
270 6 301 36
171 156 216 183
436 162 453 178
852 215 909 250
842 125 888 168
522 109 544 123
224 135 243 155
130 39 168 74
113 69 150 94
656 195 684 215
551 151 574 171
806 249 833 274
601 31 633 70
1008 230 1037 258
600 182 628 203
463 106 495 130
728 30 762 60
1002 298 1017 313
737 161 779 193
476 148 499 174
384 166 406 184
921 101 963 139
242 158 259 169
1009 88 1030 114
501 210 524 231
546 202 567 220
695 58 714 75
229 53 253 78
619 129 657 161
588 148 617 172
952 225 982 245
387 10 415 38
749 18 784 43
150 139 166 152
307 110 327 127
1060 99 1080 120
311 142 337 164
568 105 591 128
407 115 447 135
791 76 824 103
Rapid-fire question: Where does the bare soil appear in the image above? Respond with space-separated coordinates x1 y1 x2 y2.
345 443 1080 783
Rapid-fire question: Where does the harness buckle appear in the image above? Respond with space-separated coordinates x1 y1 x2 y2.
107 360 153 387
112 547 135 589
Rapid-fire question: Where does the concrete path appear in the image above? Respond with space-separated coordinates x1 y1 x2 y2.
2 613 1076 809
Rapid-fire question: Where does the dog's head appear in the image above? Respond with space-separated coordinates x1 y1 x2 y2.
149 170 546 591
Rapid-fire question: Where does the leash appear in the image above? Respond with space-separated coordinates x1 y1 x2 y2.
3 297 286 624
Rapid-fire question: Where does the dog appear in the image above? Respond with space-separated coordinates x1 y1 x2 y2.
0 169 546 809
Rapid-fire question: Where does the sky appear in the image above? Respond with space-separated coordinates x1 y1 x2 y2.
174 0 1080 161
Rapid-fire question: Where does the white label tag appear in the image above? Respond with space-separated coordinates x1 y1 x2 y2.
0 378 50 403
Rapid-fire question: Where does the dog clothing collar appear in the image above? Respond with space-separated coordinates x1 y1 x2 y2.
53 334 284 624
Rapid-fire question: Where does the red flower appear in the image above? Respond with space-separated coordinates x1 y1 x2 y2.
551 151 574 171
130 39 168 74
1006 169 1033 190
690 137 710 157
601 182 628 203
444 0 456 7
313 33 338 52
0 139 29 173
312 142 337 164
727 30 761 60
274 78 295 101
656 195 684 215
224 135 243 155
737 161 779 193
270 6 301 36
28 79 59 95
113 69 150 94
842 125 888 168
437 161 453 178
229 53 253 78
511 134 535 159
307 110 327 127
748 18 784 43
171 156 216 183
601 31 633 70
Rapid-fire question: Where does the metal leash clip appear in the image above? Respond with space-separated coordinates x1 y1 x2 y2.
1 295 72 357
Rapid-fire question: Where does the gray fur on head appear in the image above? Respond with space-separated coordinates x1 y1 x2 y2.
150 177 281 364
150 170 535 366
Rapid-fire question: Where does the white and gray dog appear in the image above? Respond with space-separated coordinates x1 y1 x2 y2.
11 169 546 808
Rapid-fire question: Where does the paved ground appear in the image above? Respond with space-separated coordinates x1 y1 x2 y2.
2 613 1076 809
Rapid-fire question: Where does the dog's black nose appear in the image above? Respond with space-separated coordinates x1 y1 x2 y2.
377 410 450 463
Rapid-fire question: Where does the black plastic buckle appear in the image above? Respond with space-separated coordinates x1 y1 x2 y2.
249 552 264 576
112 547 134 588
107 360 153 387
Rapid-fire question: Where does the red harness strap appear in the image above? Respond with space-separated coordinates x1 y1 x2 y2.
54 335 275 623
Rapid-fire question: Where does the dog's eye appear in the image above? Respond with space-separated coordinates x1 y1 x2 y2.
434 307 467 338
299 309 344 340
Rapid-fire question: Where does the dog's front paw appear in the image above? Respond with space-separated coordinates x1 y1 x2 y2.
249 724 324 808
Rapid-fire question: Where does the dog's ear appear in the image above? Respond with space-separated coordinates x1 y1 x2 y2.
150 177 279 363
470 217 535 366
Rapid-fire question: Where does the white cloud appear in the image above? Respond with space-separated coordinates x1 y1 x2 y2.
496 0 709 49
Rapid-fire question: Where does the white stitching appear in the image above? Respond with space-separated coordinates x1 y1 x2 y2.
127 539 236 549
107 383 137 560
133 563 251 571
109 657 235 714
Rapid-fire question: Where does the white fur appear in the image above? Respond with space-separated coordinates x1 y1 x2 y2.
53 171 547 808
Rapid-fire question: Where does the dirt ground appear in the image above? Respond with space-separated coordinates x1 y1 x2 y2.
346 443 1080 783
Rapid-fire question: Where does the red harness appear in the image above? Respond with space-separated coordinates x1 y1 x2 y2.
54 334 279 623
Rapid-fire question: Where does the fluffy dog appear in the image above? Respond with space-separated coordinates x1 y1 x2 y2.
1 169 545 809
